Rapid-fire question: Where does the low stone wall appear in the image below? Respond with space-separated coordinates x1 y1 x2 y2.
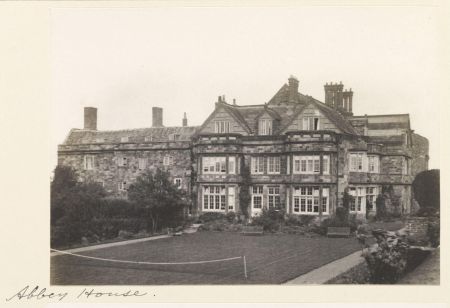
405 217 431 243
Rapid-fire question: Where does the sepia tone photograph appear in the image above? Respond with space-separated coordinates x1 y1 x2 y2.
49 6 440 286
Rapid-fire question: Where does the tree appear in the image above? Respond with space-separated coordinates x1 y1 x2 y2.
51 165 105 246
412 169 440 209
127 168 188 233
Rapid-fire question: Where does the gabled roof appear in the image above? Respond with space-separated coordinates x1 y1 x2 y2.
63 126 199 145
205 80 359 136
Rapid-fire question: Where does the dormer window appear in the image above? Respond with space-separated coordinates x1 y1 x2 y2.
302 117 320 131
169 134 180 141
120 136 129 143
215 121 230 133
259 119 272 135
145 136 153 142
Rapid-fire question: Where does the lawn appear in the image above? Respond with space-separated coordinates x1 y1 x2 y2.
51 231 361 285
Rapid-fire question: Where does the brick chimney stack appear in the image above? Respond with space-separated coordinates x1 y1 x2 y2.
182 112 188 127
288 75 299 102
84 107 97 130
152 107 163 127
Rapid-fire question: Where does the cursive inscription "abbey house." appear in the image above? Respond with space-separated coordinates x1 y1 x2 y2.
5 285 149 302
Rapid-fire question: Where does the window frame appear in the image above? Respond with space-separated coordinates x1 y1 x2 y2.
258 118 273 135
293 155 321 174
202 156 227 174
267 156 281 174
251 156 265 174
84 155 95 170
202 185 226 212
214 121 231 134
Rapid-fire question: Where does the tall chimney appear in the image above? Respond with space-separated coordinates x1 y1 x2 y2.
84 107 97 130
182 112 188 127
152 107 163 127
288 75 299 102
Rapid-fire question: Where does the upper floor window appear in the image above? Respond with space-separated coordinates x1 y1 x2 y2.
138 158 147 170
368 155 379 173
349 153 364 172
84 155 95 170
228 156 236 174
267 156 281 174
322 155 330 175
293 155 323 174
120 136 129 143
169 134 180 141
215 121 231 133
145 136 153 142
259 119 273 135
202 157 226 174
174 178 182 188
302 117 320 131
163 155 173 166
251 157 265 174
117 156 127 167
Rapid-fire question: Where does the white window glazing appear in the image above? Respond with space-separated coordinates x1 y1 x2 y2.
267 156 281 174
214 121 231 133
228 186 235 210
228 156 236 174
203 186 226 211
251 157 265 174
259 119 273 135
163 155 173 166
302 117 320 131
202 157 226 174
138 158 147 170
268 186 281 208
251 186 263 209
84 155 95 170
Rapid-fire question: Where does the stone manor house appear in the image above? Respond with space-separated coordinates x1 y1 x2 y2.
57 76 429 218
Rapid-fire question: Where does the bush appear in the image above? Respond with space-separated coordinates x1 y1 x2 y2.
251 208 284 232
376 194 387 220
412 169 440 209
363 230 409 283
225 212 236 223
427 221 440 247
336 207 349 223
197 212 226 223
285 214 315 227
416 206 439 217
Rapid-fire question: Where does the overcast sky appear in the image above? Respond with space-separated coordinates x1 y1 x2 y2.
51 7 440 170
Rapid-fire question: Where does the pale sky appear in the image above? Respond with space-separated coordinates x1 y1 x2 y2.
51 7 440 170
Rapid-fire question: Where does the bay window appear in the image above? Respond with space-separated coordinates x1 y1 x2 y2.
203 186 226 211
202 157 226 174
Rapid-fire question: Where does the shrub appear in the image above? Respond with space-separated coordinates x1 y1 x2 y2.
197 212 226 223
335 207 349 223
375 194 387 220
412 169 440 209
363 230 409 283
416 206 439 217
252 208 284 232
285 214 315 227
226 212 236 223
427 221 440 247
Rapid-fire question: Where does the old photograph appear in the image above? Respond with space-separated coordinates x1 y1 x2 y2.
49 7 440 285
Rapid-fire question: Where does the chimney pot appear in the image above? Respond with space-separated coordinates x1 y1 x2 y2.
84 107 97 130
152 107 163 127
182 112 188 127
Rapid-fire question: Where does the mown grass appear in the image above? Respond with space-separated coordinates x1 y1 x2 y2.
51 231 361 285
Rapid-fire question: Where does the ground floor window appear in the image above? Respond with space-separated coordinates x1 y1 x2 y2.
252 186 263 209
292 186 329 215
349 186 379 213
203 186 226 211
228 186 235 211
268 186 281 208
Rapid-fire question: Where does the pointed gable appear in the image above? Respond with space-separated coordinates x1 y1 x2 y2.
280 101 357 135
196 103 251 135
